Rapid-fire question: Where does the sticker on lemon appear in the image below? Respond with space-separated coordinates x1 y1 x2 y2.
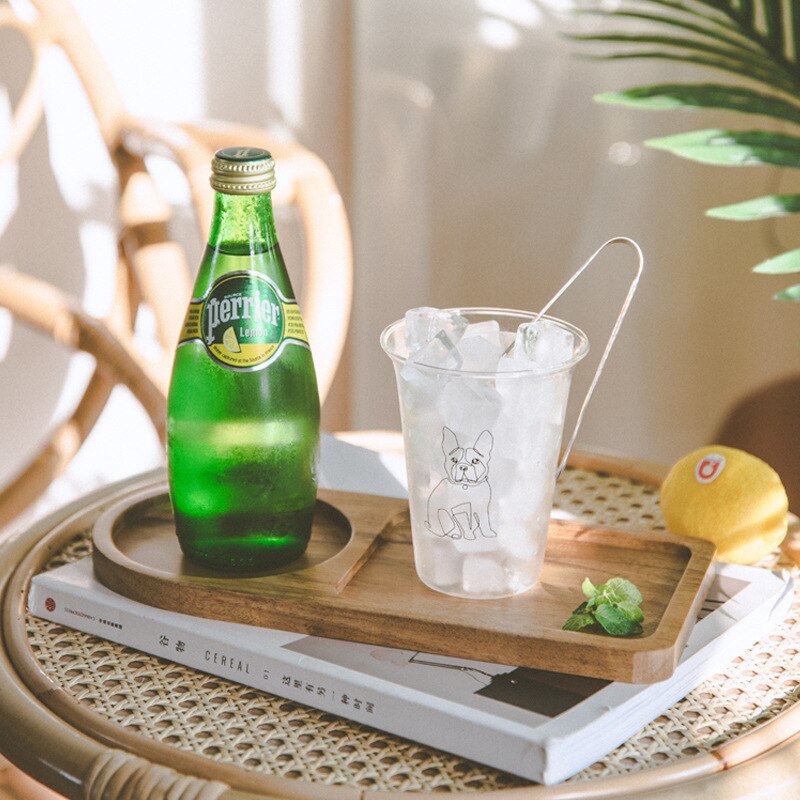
660 445 788 564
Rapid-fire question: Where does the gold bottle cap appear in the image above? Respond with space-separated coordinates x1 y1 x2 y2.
210 147 276 195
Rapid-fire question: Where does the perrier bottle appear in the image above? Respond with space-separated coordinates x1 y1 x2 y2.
167 147 320 571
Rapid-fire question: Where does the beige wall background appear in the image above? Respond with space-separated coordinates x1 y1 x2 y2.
0 0 796 511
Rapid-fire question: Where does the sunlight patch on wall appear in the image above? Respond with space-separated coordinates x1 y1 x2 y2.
608 141 641 167
70 0 205 121
477 0 541 29
477 17 522 50
0 309 10 363
40 48 115 211
78 220 116 317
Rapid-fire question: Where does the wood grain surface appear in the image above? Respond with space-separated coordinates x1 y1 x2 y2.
92 485 715 683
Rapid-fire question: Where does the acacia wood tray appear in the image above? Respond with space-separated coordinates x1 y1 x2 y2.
91 485 716 683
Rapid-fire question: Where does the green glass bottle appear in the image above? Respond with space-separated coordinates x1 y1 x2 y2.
167 147 320 571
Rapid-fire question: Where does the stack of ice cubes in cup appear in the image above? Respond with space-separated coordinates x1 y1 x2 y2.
397 307 576 598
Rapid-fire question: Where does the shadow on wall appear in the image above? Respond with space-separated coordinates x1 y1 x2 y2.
0 26 87 490
715 376 800 514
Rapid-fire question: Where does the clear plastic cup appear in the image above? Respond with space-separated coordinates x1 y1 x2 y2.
381 308 589 599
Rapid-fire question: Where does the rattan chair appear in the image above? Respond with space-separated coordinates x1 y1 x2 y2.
0 0 352 531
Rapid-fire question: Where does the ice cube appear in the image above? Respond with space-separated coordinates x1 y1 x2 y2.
398 359 443 414
456 320 506 371
404 307 438 352
499 329 516 352
456 335 505 372
403 308 468 361
495 369 571 436
408 332 462 370
435 377 503 432
462 320 501 343
496 354 523 373
494 462 557 519
500 524 544 561
513 320 574 368
433 309 469 345
462 554 506 596
414 535 463 589
452 529 500 554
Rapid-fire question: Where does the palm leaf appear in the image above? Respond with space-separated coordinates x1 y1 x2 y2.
738 0 754 29
576 8 765 54
793 1 800 68
753 249 800 274
576 0 800 306
594 84 800 124
775 284 800 300
646 129 800 167
576 0 800 93
707 194 800 220
761 0 785 52
592 0 745 33
595 51 795 92
571 32 784 79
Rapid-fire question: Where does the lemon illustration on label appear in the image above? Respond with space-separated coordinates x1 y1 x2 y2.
222 326 241 353
180 272 308 371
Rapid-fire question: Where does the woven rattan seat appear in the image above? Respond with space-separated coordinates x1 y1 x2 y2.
1 455 798 800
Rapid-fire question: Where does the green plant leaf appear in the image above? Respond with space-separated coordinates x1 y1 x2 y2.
594 84 800 125
761 0 785 51
571 32 783 82
792 3 800 85
570 31 751 60
738 0 754 28
582 576 597 598
562 613 597 632
595 0 742 33
645 129 800 166
585 10 765 56
775 284 800 301
593 51 797 93
617 600 646 622
604 577 643 605
753 250 800 274
707 194 800 220
594 604 642 636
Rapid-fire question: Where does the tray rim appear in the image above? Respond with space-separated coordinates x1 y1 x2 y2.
91 482 716 679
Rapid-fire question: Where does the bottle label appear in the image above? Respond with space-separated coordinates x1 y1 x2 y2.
178 271 309 371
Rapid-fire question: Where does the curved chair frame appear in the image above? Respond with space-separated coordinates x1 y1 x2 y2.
0 0 353 529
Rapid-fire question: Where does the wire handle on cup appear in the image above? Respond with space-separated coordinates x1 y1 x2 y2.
535 237 644 478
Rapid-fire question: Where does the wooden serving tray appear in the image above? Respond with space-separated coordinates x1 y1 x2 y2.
91 485 716 683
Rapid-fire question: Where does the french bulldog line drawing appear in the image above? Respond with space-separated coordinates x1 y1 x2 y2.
426 427 497 540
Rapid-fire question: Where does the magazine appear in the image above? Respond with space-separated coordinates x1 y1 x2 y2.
29 557 793 784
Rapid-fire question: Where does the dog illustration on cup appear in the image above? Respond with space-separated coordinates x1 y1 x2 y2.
426 427 497 541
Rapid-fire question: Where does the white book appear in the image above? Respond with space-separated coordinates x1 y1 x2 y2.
29 557 792 785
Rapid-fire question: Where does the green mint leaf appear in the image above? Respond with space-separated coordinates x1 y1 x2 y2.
604 577 642 605
617 600 645 623
572 601 589 615
562 613 597 632
582 577 597 599
594 603 642 636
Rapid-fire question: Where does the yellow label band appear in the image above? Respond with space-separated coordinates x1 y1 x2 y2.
179 301 203 343
284 304 309 343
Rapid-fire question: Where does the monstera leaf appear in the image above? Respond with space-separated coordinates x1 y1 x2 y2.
572 0 800 298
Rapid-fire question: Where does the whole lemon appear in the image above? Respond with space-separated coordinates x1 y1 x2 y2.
660 445 788 564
